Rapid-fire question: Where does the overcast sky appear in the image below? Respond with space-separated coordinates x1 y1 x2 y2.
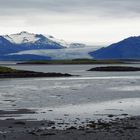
0 0 140 45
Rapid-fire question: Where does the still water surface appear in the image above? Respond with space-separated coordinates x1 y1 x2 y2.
0 62 140 123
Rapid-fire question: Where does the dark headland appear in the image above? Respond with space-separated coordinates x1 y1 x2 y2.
88 66 140 72
0 66 72 78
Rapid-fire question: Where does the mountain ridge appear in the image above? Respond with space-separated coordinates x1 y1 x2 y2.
90 36 140 60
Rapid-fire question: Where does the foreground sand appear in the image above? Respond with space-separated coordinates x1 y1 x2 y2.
0 116 140 140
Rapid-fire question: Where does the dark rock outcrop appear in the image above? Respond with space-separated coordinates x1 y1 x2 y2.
88 66 140 72
0 71 72 78
0 66 72 78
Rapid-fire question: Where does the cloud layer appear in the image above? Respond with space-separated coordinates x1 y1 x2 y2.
0 0 140 17
0 0 140 45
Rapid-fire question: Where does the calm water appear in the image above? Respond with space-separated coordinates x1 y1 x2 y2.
4 63 140 77
0 62 140 124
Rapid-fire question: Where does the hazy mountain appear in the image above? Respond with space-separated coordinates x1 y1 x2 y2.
90 36 140 60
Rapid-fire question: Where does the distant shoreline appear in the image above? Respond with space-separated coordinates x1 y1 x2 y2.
17 59 127 65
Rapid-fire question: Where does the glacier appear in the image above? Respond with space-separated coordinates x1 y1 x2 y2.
9 47 96 60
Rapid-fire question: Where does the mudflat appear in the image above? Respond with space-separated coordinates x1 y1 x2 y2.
0 116 140 140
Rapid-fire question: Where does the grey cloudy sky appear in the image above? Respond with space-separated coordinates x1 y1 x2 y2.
0 0 140 45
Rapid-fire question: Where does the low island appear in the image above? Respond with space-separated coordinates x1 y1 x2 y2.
17 59 126 65
88 66 140 72
0 66 72 78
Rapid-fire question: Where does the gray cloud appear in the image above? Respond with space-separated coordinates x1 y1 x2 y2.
0 0 140 45
0 0 140 18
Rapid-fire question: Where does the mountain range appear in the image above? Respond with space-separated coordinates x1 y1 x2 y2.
0 31 140 60
0 31 88 60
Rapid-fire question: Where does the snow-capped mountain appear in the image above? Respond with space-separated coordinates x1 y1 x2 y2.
0 31 67 60
0 31 91 60
2 31 66 49
4 31 70 48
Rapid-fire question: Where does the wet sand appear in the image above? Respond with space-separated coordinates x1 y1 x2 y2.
0 116 140 140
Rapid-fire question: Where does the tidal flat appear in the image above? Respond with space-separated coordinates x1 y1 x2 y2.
0 62 140 139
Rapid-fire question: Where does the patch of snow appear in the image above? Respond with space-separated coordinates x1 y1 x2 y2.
4 31 40 44
46 35 70 48
69 43 86 48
